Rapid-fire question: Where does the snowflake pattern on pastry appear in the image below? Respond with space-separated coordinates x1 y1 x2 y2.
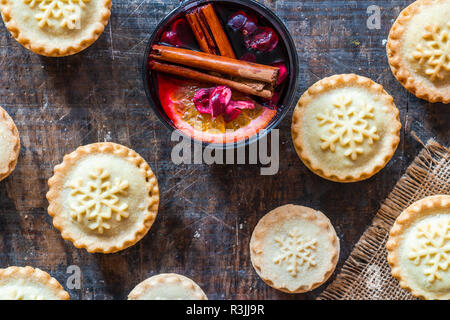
412 23 450 81
407 218 450 283
68 167 130 234
24 0 90 29
273 228 317 277
316 95 380 161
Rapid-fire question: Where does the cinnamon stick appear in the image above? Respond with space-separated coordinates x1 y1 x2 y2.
199 4 236 58
151 44 279 86
186 10 217 55
150 61 274 99
186 4 236 58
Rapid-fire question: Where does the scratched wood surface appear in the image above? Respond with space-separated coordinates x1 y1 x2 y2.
0 0 448 300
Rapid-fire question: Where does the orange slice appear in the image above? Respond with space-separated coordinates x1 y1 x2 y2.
157 74 277 144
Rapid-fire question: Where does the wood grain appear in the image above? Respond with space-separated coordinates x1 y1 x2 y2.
0 0 448 300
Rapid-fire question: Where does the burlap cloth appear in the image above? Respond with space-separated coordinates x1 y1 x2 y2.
318 139 449 300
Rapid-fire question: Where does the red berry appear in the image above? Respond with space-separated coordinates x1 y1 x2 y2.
263 91 280 109
272 62 288 86
193 86 255 122
160 18 196 48
228 100 255 110
209 86 232 119
241 14 258 36
223 104 242 122
227 11 247 31
193 88 213 114
245 27 279 52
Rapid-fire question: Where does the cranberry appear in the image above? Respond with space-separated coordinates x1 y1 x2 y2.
272 62 288 86
239 52 257 63
264 91 280 109
160 18 196 48
228 100 255 110
161 30 181 46
224 101 255 122
223 104 242 122
193 88 213 114
241 14 258 36
193 86 255 122
209 86 232 119
227 11 247 31
245 27 279 52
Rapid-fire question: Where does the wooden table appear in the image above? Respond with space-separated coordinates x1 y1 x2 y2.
0 0 448 300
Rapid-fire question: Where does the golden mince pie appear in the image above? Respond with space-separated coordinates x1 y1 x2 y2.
46 142 159 253
0 0 111 56
250 204 339 293
0 106 20 182
0 266 69 300
291 74 401 183
387 195 450 300
128 273 208 300
387 0 450 103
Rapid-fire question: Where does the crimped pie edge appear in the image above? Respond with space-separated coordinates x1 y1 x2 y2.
250 204 340 293
128 273 208 300
0 106 20 182
0 0 112 57
386 195 450 300
386 0 450 104
291 73 401 183
46 142 159 254
0 266 70 300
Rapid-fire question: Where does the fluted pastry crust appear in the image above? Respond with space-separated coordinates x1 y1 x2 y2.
387 195 450 300
128 273 208 300
250 204 339 293
387 0 450 103
0 106 20 182
47 142 159 253
0 0 111 56
291 74 401 182
0 266 70 300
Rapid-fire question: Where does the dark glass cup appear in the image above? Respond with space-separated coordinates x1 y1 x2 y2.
142 0 299 149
